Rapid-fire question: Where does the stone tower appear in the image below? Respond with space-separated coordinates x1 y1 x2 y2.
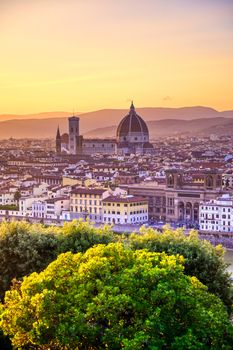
69 116 80 155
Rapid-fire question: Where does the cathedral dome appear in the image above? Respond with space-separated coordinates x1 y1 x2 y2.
116 102 149 138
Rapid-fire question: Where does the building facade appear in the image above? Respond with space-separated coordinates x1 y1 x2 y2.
125 169 224 223
102 195 148 224
82 139 116 155
199 194 233 233
70 187 108 223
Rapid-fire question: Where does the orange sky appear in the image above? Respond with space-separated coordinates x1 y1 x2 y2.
0 0 233 114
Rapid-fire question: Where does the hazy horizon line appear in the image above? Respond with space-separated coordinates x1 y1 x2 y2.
1 104 233 117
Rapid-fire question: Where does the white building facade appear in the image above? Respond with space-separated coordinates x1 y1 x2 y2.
102 195 148 225
199 194 233 233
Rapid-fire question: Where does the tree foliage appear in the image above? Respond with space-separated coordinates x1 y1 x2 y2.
0 220 115 300
0 220 232 315
1 243 233 350
129 226 233 314
13 190 21 204
57 220 115 254
0 221 59 300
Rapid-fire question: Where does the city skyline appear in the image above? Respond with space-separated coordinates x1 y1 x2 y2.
0 0 233 114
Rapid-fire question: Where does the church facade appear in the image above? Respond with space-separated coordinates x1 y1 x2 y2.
56 103 153 156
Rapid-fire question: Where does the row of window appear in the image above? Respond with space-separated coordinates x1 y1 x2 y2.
201 206 231 212
71 199 99 205
201 225 232 232
103 210 147 215
83 144 115 148
71 194 100 198
200 213 231 219
71 206 98 214
103 216 147 223
167 209 175 215
103 202 147 207
201 220 232 226
167 198 175 206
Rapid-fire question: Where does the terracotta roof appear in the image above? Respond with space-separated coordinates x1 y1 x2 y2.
46 197 69 203
71 187 107 195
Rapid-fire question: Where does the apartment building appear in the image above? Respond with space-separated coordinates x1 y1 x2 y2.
32 197 70 220
102 195 148 225
70 187 109 223
199 194 233 233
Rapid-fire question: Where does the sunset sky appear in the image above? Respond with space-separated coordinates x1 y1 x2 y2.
0 0 233 114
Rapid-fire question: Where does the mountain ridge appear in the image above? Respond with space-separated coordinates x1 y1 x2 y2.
0 106 233 139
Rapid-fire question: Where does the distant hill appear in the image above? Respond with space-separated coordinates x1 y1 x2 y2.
0 106 233 139
0 112 72 123
85 117 233 139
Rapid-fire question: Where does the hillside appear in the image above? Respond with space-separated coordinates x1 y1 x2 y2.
0 106 233 139
0 112 72 123
85 117 233 138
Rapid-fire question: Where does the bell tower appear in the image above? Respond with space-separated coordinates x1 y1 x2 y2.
69 116 80 155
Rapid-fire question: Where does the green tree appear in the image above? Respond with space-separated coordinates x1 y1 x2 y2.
1 243 233 349
57 219 116 254
0 221 59 300
13 190 21 205
0 220 115 300
129 226 233 314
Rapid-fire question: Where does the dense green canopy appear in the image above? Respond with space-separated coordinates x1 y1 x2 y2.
0 221 232 311
1 243 233 349
0 220 114 300
129 226 233 313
